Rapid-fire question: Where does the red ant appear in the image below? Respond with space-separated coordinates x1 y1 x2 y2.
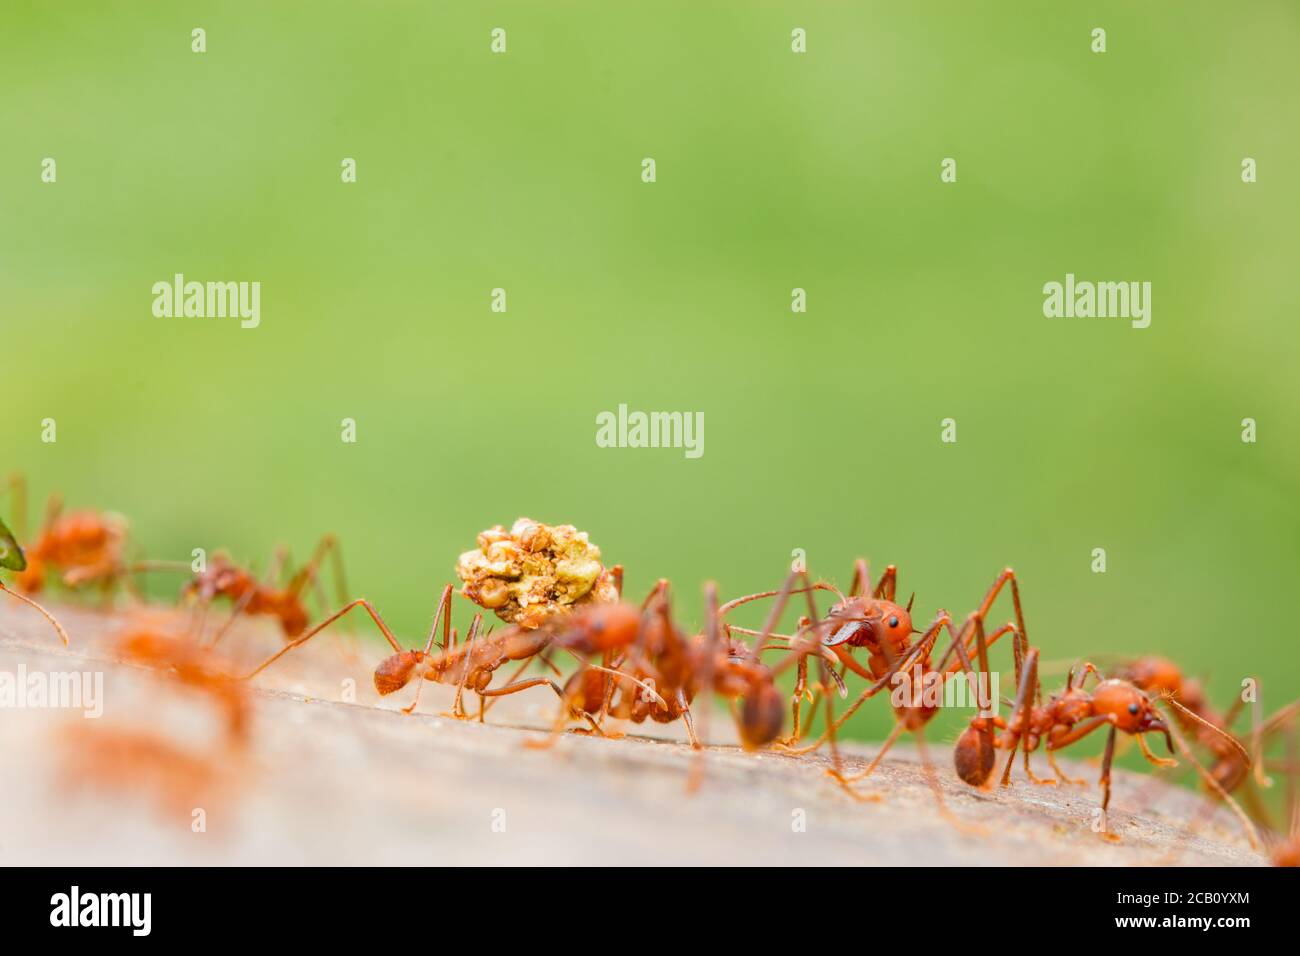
955 647 1260 846
130 534 349 644
179 535 349 643
537 578 835 751
0 513 70 646
1117 656 1300 806
4 474 133 598
1265 712 1300 866
59 620 250 815
240 584 661 728
727 563 1027 805
513 575 849 793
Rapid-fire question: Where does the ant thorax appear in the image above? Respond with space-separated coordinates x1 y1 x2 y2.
1050 687 1093 725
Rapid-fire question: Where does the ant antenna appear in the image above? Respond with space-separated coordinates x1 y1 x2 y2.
1162 694 1252 768
1158 696 1259 849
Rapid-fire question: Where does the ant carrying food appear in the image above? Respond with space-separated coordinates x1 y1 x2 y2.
239 584 662 728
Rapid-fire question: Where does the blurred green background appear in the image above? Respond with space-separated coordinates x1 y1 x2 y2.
2 3 1298 763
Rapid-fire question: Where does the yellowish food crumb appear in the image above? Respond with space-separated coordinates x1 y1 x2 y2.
456 518 619 628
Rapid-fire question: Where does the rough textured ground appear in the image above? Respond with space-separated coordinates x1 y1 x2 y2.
0 600 1262 866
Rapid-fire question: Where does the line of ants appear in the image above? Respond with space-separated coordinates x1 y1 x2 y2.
2 478 1297 862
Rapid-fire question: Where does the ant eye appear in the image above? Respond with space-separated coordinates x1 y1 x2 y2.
1127 703 1139 715
888 616 899 628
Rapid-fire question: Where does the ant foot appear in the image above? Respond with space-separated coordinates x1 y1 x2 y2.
825 769 881 803
568 727 623 739
773 740 820 756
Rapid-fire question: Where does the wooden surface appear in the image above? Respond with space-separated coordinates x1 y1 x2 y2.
0 599 1263 866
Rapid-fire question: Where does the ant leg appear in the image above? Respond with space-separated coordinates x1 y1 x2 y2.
5 472 28 542
965 568 1030 662
0 582 70 647
1048 750 1086 786
772 647 919 757
848 559 872 598
505 678 605 746
480 648 563 717
187 595 211 643
687 582 723 792
1021 745 1056 785
285 534 347 604
997 648 1042 787
41 492 62 537
680 703 700 747
872 565 897 601
913 725 980 831
478 657 533 715
208 581 263 648
828 718 907 786
439 631 472 720
402 677 428 714
1097 725 1121 842
781 651 810 747
241 598 403 680
420 585 455 655
640 578 670 611
816 654 877 800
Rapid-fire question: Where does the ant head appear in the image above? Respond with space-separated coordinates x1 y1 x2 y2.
374 650 425 696
1091 679 1159 734
822 596 913 648
0 516 26 572
876 599 914 642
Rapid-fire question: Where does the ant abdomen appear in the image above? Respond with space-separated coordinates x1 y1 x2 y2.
954 724 996 786
374 651 422 696
739 684 785 750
